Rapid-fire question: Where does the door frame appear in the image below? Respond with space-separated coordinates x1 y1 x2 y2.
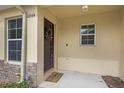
42 17 58 80
44 18 55 72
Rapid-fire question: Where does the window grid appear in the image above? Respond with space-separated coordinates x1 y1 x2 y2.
80 24 96 46
7 17 22 62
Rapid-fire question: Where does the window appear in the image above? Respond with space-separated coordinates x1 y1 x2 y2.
7 17 22 62
80 24 96 46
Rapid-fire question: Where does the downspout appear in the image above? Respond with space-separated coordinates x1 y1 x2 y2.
16 6 27 82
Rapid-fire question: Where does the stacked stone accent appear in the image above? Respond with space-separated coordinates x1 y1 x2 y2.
0 60 38 87
26 63 37 87
0 60 20 83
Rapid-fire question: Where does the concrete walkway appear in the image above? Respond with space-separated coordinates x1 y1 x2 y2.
39 70 108 88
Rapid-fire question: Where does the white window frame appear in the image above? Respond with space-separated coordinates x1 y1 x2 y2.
6 16 22 65
80 23 96 46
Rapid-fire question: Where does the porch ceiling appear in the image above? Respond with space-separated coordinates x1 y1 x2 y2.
0 5 15 11
42 5 124 18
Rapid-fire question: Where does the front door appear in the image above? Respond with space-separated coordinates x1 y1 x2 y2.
44 18 54 72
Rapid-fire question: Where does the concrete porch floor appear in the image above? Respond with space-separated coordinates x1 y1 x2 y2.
39 70 108 88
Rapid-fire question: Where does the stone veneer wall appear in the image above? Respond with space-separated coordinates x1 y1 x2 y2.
0 59 38 87
26 63 37 87
0 60 20 83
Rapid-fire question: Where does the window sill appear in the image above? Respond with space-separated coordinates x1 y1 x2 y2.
80 44 96 47
7 61 21 65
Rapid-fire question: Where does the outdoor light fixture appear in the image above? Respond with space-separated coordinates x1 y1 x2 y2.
81 5 88 12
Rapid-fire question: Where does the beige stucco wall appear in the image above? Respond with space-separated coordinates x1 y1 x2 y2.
0 6 58 85
0 6 37 63
37 7 58 84
58 11 121 77
120 8 124 80
0 5 123 85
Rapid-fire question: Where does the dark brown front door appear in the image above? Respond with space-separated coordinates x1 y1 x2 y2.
44 18 54 72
